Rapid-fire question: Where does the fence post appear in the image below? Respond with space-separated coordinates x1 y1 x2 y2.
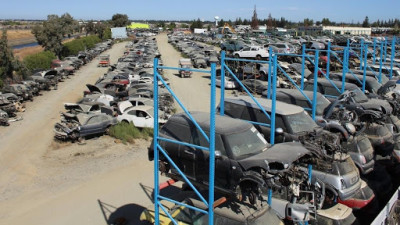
153 57 160 225
301 44 306 90
312 51 319 120
220 51 226 115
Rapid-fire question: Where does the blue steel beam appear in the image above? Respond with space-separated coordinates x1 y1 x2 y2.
220 51 226 116
153 58 160 225
208 63 217 225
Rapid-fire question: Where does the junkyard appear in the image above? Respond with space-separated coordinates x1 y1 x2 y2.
1 2 400 225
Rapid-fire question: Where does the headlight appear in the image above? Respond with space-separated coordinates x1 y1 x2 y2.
341 179 346 190
345 123 356 134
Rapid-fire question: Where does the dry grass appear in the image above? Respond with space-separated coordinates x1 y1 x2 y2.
13 46 44 59
7 29 34 41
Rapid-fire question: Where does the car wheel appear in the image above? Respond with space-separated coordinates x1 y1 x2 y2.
248 191 257 205
105 126 111 135
256 55 261 60
235 54 240 58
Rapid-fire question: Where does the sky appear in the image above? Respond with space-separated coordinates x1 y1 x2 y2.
1 0 399 23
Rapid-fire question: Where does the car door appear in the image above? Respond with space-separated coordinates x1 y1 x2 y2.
81 115 103 136
194 130 233 189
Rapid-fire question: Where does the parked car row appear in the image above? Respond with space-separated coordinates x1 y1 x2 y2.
54 36 173 142
0 40 113 127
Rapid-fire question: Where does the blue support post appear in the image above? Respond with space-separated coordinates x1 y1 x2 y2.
301 44 306 90
267 189 272 205
208 63 217 225
373 38 377 65
312 51 319 120
341 48 348 93
153 57 160 225
326 42 331 78
268 47 273 99
220 51 226 115
308 164 312 185
347 39 350 48
390 37 396 79
362 45 368 92
379 42 384 82
360 39 364 70
384 37 388 63
270 54 278 145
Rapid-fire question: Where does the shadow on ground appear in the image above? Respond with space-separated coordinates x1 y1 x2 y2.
98 200 148 225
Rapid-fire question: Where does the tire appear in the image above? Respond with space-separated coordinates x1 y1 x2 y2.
235 54 240 58
256 55 261 60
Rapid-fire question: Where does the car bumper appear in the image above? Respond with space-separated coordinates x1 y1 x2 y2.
338 183 375 210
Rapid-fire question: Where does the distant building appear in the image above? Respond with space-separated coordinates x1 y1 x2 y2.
298 26 371 35
127 22 150 29
111 27 127 39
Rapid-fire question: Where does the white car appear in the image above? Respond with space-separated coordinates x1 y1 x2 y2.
233 46 269 59
216 76 238 89
117 101 168 128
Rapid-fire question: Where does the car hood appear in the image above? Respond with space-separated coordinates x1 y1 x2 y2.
359 98 392 115
86 84 103 93
238 142 310 171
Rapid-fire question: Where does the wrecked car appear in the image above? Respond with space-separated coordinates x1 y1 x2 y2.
149 111 318 208
54 112 117 142
64 102 105 114
0 95 16 117
2 84 33 101
0 109 9 126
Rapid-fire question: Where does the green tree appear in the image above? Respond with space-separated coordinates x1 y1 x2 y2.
60 13 78 37
168 22 176 30
321 18 331 26
110 13 129 27
190 18 203 31
303 18 314 27
0 30 15 80
362 16 370 27
32 15 68 58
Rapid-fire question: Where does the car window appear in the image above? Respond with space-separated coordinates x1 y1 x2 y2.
136 110 148 118
224 102 244 118
161 121 191 142
243 47 251 51
196 131 226 156
86 116 102 125
333 157 356 175
127 110 136 116
284 111 318 133
225 127 267 158
323 86 340 96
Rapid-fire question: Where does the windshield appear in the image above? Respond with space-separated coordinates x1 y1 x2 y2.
368 79 381 93
285 111 319 133
332 157 356 175
351 88 369 102
225 127 267 158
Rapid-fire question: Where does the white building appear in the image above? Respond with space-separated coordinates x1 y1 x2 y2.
322 26 371 35
298 26 372 35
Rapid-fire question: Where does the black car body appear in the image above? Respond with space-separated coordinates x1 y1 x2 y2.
149 112 314 205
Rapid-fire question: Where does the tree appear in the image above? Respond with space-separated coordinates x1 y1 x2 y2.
110 13 129 27
362 16 369 27
32 15 65 58
251 5 259 30
267 13 273 29
60 13 78 37
0 29 15 80
168 22 176 30
190 18 203 31
321 18 331 26
303 18 314 27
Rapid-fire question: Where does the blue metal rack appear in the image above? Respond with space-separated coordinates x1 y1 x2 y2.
153 59 217 225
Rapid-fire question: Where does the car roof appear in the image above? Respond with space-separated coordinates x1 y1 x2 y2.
276 88 325 100
127 105 153 111
308 78 359 89
225 96 304 116
169 111 253 135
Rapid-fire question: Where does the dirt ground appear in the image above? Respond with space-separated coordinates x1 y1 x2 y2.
0 33 228 225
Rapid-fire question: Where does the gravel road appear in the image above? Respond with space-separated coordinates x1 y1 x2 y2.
0 34 229 225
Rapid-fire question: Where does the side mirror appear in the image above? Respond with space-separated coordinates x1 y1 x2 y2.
275 128 284 135
146 116 150 119
215 151 222 159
